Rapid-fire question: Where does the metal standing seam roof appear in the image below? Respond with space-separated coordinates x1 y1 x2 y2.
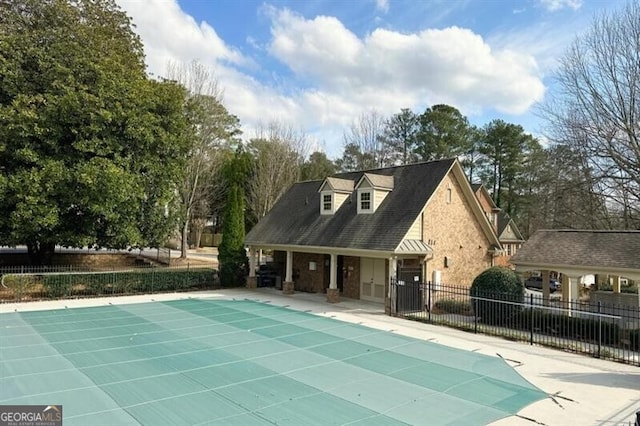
510 229 640 271
394 239 432 255
245 159 456 252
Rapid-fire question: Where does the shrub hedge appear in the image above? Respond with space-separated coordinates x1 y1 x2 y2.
42 268 214 298
514 308 621 345
433 299 473 315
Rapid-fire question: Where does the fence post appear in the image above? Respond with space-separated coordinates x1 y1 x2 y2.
474 291 478 334
530 293 534 345
427 281 432 322
20 265 24 301
17 273 22 303
597 301 602 359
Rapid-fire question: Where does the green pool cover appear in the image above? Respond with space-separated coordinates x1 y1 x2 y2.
1 299 547 425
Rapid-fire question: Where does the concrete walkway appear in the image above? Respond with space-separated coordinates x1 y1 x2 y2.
2 287 639 426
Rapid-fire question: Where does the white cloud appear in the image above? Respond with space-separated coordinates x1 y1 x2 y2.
116 1 547 158
117 0 251 77
116 0 306 146
268 9 545 115
539 0 582 12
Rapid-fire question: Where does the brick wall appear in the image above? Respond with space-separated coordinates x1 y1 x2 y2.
292 252 326 293
423 172 493 286
342 256 360 299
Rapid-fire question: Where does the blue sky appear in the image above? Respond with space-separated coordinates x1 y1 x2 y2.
117 0 625 158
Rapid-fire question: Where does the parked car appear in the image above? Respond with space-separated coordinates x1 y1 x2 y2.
524 276 560 292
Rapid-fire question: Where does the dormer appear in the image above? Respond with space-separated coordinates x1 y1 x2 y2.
355 173 394 214
318 177 354 215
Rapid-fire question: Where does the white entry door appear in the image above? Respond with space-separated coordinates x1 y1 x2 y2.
360 257 386 303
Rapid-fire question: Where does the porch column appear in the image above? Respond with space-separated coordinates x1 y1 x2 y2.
326 253 340 303
246 247 257 289
386 256 397 315
282 250 294 295
541 270 550 306
612 275 621 293
561 274 581 316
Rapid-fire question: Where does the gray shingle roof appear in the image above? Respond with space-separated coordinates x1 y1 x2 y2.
361 173 394 190
245 159 456 251
511 229 640 270
497 211 524 242
322 177 354 193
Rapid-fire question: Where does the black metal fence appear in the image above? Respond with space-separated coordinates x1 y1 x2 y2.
0 264 216 303
391 280 640 366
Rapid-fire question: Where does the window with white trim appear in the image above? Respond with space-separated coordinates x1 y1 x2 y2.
322 194 332 212
360 191 372 211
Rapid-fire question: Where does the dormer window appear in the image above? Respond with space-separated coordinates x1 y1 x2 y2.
322 194 332 212
318 177 354 215
359 191 372 212
355 173 393 214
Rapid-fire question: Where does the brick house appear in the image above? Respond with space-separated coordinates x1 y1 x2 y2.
471 184 524 267
244 159 501 305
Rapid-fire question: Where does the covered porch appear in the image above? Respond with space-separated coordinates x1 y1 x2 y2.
511 230 640 309
244 241 433 307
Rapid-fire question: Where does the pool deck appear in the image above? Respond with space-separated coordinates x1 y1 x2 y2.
2 287 639 426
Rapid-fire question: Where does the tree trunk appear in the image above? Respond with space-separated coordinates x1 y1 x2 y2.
180 220 189 258
192 217 206 248
26 241 56 265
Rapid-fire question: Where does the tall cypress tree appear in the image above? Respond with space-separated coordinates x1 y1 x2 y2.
218 152 249 287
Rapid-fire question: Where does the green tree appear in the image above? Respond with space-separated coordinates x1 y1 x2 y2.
335 143 376 172
218 150 250 287
460 125 484 183
0 0 190 264
414 104 473 162
380 108 419 165
301 151 336 180
478 120 539 214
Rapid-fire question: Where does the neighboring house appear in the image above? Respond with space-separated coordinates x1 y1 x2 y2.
244 159 501 306
471 184 524 267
